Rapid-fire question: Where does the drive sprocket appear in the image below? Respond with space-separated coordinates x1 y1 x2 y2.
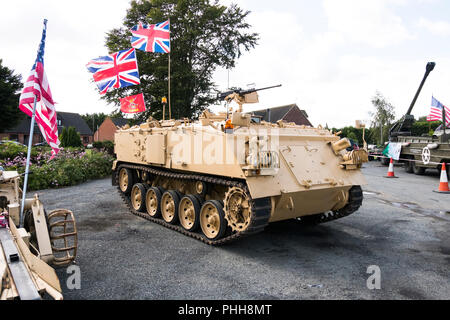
224 187 252 232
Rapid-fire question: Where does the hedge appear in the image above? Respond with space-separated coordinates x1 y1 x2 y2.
0 142 114 190
93 140 115 155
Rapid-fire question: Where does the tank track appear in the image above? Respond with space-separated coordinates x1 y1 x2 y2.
297 185 363 225
115 163 272 246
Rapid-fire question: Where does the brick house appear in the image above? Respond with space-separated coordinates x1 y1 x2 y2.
0 112 93 146
249 104 312 126
94 117 129 142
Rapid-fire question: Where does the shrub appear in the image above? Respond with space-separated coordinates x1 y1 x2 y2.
411 121 440 136
93 140 115 155
60 126 83 148
0 147 114 191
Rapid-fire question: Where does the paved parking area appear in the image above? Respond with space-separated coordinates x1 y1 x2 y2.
37 161 449 299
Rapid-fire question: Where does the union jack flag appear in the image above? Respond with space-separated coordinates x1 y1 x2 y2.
86 48 140 95
19 19 60 159
427 96 450 126
130 20 170 53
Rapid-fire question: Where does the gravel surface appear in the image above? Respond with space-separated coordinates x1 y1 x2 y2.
36 161 450 300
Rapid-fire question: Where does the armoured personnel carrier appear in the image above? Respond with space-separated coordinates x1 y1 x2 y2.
385 62 450 177
0 169 77 300
112 87 368 245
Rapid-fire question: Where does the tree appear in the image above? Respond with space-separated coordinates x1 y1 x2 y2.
0 59 24 132
102 0 258 122
81 113 108 132
59 126 82 148
81 112 125 132
331 126 376 146
369 91 396 145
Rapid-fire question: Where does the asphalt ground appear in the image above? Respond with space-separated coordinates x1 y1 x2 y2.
36 161 449 300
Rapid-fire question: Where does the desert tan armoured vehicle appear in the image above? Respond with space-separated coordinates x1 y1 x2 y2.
0 169 77 300
112 87 368 245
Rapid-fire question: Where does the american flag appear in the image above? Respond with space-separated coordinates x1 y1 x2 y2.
130 20 170 53
19 20 60 159
86 48 140 95
427 96 450 126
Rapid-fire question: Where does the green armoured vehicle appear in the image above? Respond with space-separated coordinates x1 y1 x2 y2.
385 62 450 178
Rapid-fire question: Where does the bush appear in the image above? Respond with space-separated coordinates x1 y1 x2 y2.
411 121 441 136
93 140 115 155
0 142 51 160
60 126 83 148
0 147 114 191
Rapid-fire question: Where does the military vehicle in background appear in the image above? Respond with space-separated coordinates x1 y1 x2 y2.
0 169 77 300
384 62 450 178
112 85 368 245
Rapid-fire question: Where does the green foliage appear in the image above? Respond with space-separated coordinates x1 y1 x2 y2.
0 141 50 160
0 147 114 191
102 0 258 121
346 132 358 142
331 126 379 146
411 121 441 136
331 126 371 146
0 142 27 159
26 151 113 191
0 59 24 132
81 113 108 132
93 140 115 155
369 91 396 145
59 126 83 148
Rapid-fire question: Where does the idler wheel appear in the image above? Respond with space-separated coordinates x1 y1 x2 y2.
200 200 227 240
161 190 181 224
224 187 252 232
131 183 147 212
178 194 201 232
146 187 164 217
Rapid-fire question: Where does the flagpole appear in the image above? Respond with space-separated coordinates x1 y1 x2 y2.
168 52 171 120
443 103 446 135
20 95 37 227
168 18 171 120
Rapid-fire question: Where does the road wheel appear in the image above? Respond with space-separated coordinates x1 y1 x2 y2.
161 190 181 224
404 160 414 173
178 195 201 232
413 162 425 175
119 167 135 194
200 200 227 240
146 187 164 217
131 183 147 212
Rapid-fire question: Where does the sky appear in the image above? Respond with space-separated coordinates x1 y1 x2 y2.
1 0 450 128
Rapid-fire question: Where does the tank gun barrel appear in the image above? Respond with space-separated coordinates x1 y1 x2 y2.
406 62 435 116
389 62 435 141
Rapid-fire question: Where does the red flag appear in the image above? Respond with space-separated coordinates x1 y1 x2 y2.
120 93 146 113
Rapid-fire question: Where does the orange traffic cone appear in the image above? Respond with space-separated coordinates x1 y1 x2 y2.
385 158 398 178
433 162 450 194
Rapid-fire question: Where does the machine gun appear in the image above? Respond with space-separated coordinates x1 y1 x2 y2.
218 84 282 101
218 84 282 112
389 62 436 141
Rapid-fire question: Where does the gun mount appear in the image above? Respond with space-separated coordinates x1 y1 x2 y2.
389 62 436 141
218 84 282 112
